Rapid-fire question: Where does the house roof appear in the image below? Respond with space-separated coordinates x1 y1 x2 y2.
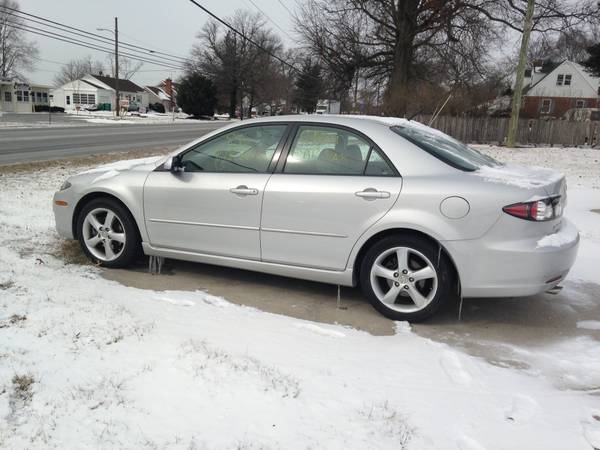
90 75 145 93
146 86 161 95
524 60 599 97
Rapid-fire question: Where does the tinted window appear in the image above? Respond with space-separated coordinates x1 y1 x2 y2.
365 150 394 176
284 126 372 175
391 125 499 171
181 125 286 173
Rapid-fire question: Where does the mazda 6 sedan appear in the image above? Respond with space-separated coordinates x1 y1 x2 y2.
53 115 579 321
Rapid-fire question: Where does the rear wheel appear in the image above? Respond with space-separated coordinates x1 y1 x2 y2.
360 235 453 322
76 198 140 268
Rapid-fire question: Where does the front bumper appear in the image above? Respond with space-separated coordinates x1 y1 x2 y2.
53 190 75 239
444 218 580 298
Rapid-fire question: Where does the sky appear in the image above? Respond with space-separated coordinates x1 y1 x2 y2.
20 0 298 87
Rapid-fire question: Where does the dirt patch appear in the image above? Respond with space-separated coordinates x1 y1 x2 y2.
0 146 175 174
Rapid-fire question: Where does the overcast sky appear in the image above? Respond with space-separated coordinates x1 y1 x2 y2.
21 0 298 87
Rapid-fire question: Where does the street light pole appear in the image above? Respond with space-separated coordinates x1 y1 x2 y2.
114 17 119 117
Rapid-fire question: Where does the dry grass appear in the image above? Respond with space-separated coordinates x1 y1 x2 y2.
12 374 34 401
0 146 176 174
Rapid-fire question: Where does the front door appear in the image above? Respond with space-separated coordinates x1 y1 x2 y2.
261 124 402 270
144 123 289 260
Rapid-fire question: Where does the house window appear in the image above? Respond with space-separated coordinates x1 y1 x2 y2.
36 92 42 102
564 74 572 86
16 90 29 102
72 93 96 104
540 99 552 114
576 100 586 108
66 95 70 105
42 92 48 103
4 91 11 102
556 75 564 86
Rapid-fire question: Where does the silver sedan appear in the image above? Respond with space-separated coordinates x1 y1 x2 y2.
53 115 579 321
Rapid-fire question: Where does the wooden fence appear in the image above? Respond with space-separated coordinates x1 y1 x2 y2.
413 115 600 147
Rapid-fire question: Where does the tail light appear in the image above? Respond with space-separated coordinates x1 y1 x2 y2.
503 196 562 221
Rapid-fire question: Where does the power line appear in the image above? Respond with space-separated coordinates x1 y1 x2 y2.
277 0 295 18
4 21 187 70
187 0 301 74
244 0 295 40
0 5 193 66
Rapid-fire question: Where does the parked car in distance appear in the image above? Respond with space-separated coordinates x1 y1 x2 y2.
53 115 579 321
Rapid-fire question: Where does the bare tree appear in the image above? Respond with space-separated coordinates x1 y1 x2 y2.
528 28 596 64
53 55 104 86
297 0 600 117
106 56 143 80
0 0 38 80
189 10 282 118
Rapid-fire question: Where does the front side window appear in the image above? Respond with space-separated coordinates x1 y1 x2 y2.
66 95 71 105
576 99 585 108
556 74 564 86
564 74 572 86
284 125 393 176
181 125 287 173
391 124 499 172
23 91 29 102
4 91 11 102
16 91 23 102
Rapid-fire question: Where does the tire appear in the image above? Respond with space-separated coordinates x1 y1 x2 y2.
359 235 454 322
76 197 141 268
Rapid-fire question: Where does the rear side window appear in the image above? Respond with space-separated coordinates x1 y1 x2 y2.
391 125 499 171
284 125 395 176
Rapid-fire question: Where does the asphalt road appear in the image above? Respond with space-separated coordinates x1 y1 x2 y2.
0 122 227 165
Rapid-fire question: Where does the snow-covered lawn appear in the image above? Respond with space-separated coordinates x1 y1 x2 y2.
65 109 230 125
1 146 599 449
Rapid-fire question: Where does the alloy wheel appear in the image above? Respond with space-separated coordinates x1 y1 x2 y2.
369 246 438 313
82 207 127 262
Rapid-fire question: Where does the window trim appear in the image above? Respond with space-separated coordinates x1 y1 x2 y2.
155 122 293 174
274 122 400 177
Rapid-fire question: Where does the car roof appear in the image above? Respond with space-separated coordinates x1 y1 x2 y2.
238 114 446 138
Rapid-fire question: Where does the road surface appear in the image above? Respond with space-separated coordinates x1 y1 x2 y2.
0 122 227 165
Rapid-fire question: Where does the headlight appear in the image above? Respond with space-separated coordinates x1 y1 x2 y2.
59 180 72 191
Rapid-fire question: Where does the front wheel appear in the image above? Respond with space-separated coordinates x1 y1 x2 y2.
76 198 140 268
360 235 453 322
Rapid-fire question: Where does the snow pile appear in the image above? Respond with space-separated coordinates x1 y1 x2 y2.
536 220 579 248
475 164 563 189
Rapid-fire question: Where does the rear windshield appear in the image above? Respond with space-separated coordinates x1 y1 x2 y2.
391 125 500 171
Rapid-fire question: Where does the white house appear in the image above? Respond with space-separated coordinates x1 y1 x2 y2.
51 74 149 111
144 78 178 112
0 80 51 113
522 61 600 118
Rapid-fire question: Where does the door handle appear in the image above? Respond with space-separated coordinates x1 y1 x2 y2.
230 185 259 196
355 188 390 199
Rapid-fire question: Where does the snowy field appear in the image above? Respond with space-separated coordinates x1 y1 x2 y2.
1 146 600 449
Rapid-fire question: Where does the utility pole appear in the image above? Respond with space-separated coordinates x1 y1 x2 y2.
506 0 535 148
114 16 120 117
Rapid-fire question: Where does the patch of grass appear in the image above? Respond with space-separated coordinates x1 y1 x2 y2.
12 374 34 401
0 281 14 290
0 314 27 329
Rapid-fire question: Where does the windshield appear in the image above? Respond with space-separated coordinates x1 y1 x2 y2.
390 125 500 171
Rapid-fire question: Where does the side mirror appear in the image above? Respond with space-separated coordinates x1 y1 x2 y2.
164 155 184 173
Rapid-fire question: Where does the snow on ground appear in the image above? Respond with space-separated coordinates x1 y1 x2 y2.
65 109 224 125
0 146 600 449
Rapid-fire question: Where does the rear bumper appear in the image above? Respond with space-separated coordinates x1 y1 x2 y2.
444 219 580 298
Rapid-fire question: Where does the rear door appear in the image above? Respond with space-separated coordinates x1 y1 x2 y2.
260 124 402 270
144 123 289 260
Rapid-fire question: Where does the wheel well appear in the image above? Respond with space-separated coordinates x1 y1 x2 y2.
72 192 141 240
352 228 461 291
